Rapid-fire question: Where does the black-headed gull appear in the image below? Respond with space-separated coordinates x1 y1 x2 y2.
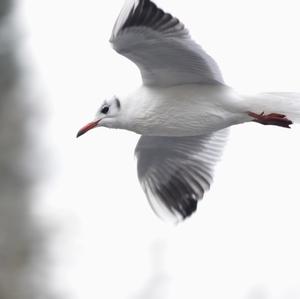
77 0 299 221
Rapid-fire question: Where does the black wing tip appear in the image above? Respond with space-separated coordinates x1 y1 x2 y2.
154 177 200 221
120 0 185 35
175 197 198 220
153 196 199 223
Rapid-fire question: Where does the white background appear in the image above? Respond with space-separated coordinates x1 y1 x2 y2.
19 0 300 298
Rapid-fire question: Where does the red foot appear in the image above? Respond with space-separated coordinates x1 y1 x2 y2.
248 111 293 128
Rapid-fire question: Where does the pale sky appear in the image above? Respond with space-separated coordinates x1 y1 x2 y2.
19 0 300 298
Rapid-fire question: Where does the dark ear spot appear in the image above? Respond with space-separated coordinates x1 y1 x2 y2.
115 98 121 109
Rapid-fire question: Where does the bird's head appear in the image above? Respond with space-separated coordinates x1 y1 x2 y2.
77 96 122 137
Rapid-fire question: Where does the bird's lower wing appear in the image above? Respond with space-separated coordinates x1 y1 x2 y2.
135 129 229 222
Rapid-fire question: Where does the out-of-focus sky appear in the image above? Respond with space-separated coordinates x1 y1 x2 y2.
18 0 300 298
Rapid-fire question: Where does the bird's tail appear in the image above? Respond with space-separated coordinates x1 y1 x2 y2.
243 92 300 126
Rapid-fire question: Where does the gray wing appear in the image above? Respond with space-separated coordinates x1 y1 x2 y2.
110 0 224 86
135 129 228 222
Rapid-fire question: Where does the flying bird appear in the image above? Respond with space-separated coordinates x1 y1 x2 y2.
77 0 300 222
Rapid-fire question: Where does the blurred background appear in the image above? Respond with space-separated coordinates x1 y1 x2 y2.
1 0 300 298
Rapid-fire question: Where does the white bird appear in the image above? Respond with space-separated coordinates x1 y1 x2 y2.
77 0 300 221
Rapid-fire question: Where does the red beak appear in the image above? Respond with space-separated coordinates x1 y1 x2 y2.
76 121 99 138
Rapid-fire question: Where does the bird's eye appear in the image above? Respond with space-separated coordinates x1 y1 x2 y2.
101 106 109 114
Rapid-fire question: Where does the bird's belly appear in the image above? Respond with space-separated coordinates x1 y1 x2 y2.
133 105 237 136
126 84 245 136
135 122 231 137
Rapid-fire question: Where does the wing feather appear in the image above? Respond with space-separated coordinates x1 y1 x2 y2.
135 129 228 221
110 0 224 86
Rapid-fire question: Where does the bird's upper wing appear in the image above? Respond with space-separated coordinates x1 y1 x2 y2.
110 0 223 86
135 129 228 222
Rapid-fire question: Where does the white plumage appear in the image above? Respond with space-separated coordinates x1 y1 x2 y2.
77 0 300 222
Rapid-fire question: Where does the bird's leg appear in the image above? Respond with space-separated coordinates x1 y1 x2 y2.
248 111 293 128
